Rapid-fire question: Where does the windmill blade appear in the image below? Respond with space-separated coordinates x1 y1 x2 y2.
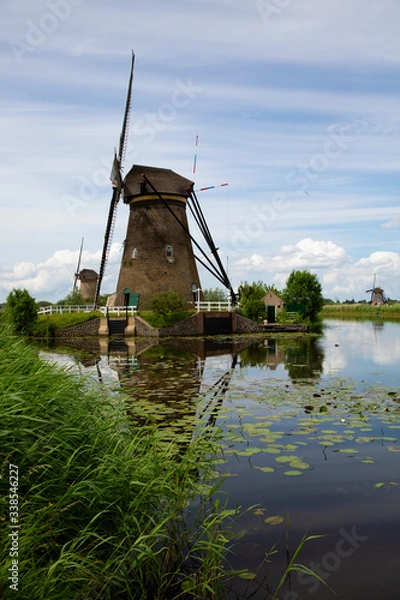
73 237 84 291
94 52 135 308
189 189 236 303
118 51 135 167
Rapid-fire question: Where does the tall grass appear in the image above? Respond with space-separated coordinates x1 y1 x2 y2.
0 328 234 599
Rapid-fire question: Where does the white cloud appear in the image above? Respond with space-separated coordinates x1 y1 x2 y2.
0 244 122 303
270 239 348 269
382 213 400 228
228 239 400 301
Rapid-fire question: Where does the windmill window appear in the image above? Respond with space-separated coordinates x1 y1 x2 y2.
132 248 137 259
166 245 173 259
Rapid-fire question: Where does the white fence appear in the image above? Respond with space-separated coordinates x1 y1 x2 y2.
103 306 137 316
194 300 232 312
38 302 230 316
37 305 137 316
38 305 95 315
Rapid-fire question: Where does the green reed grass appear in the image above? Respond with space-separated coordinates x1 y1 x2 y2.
0 329 234 599
321 303 400 319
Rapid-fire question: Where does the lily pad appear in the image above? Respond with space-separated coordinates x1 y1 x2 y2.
275 455 299 463
284 470 304 476
264 515 285 525
289 459 310 470
254 466 275 473
253 508 266 515
263 447 281 454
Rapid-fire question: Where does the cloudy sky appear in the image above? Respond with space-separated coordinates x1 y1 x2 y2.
1 0 400 303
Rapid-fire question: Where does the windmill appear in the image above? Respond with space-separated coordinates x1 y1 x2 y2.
366 274 387 305
98 54 235 310
72 237 99 300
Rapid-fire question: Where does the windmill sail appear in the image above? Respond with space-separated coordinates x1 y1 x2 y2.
94 52 135 308
73 237 84 291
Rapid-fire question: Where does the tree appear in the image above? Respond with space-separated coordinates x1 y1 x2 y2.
202 288 227 302
57 289 86 306
6 288 38 334
238 280 269 321
282 270 323 322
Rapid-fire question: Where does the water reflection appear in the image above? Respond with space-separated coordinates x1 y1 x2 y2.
240 337 325 379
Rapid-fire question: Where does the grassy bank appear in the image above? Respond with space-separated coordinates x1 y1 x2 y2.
0 328 233 599
321 303 400 320
31 312 102 338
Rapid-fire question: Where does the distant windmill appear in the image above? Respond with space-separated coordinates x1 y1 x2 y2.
72 237 98 300
366 274 387 305
73 237 84 291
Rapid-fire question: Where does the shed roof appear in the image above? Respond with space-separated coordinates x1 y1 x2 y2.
262 290 284 304
124 165 194 201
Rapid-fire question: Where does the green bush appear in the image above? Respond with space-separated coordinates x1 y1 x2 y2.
150 290 187 316
140 310 194 328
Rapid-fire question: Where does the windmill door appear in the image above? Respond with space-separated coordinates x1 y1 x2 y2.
123 289 140 308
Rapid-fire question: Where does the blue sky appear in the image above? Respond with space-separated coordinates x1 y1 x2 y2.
1 0 400 303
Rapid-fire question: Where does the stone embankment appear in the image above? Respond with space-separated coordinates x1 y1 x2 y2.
55 314 306 339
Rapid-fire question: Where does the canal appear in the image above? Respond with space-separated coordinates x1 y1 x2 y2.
40 318 400 599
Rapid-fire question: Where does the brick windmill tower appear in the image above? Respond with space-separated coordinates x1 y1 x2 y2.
94 54 234 310
112 165 201 307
